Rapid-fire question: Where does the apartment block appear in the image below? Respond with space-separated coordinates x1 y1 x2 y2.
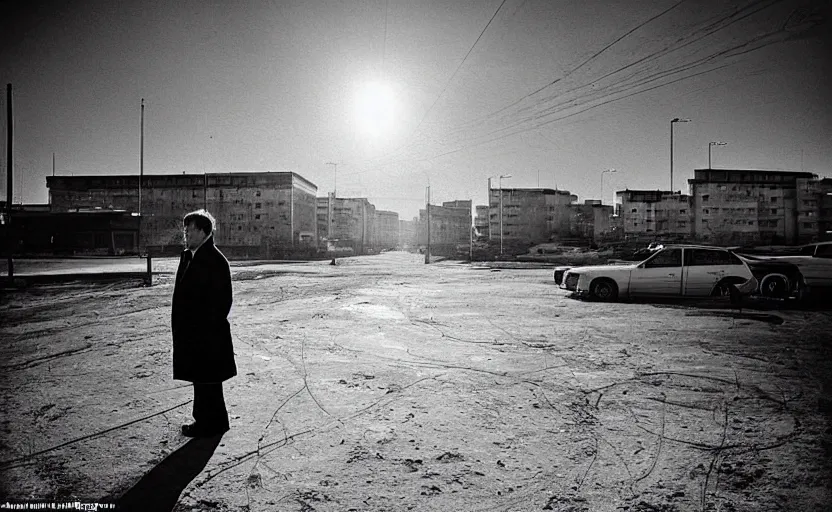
372 210 400 251
489 188 576 244
46 172 318 258
567 200 615 243
688 169 817 245
314 196 376 255
399 218 419 250
819 178 832 241
474 205 489 239
420 200 472 256
616 190 693 242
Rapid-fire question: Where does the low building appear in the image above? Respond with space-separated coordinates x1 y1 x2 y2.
46 171 318 258
1 205 140 256
617 189 693 242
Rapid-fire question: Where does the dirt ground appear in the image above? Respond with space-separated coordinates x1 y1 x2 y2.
1 252 831 511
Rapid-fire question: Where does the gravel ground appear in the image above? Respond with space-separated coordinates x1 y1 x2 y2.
1 252 830 511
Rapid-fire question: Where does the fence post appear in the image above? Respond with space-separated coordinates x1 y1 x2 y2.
145 253 152 286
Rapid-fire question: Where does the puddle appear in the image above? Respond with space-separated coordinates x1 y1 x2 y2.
342 302 406 320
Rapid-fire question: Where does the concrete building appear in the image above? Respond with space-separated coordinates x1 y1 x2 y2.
566 200 615 244
489 188 577 245
687 169 817 245
46 172 318 258
419 200 472 256
399 218 419 250
474 205 489 239
372 210 400 251
616 189 693 242
315 196 376 255
819 179 832 241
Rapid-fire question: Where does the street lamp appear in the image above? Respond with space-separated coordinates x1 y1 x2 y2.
499 174 512 255
601 168 617 206
670 117 690 192
708 141 727 169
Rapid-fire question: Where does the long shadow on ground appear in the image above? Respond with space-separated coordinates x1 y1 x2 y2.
116 434 223 511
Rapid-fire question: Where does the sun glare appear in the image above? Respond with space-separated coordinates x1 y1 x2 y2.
353 80 399 138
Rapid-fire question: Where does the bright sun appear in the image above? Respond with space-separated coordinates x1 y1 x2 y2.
353 80 399 138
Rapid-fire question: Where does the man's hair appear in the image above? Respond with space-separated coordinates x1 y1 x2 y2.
183 209 216 235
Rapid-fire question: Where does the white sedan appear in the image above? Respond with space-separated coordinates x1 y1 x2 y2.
560 245 758 301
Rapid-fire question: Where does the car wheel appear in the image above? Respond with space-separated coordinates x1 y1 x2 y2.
590 279 618 301
761 275 789 299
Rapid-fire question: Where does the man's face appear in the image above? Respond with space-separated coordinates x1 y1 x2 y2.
184 222 207 250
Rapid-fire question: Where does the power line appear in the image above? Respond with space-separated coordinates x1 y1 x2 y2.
381 0 793 164
389 0 510 158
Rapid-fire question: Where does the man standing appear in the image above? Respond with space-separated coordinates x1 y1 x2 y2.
172 209 237 437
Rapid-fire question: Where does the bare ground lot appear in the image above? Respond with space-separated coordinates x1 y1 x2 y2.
1 252 831 511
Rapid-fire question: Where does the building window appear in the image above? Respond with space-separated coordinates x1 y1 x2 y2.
702 195 709 202
255 214 261 220
238 226 242 231
770 197 777 203
804 223 814 229
748 221 754 226
678 221 687 228
680 209 686 214
703 209 709 215
631 208 637 213
255 202 262 209
256 191 261 197
771 208 777 215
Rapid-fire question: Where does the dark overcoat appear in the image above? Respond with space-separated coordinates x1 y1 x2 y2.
171 235 237 383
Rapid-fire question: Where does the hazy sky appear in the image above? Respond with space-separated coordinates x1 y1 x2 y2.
1 0 830 219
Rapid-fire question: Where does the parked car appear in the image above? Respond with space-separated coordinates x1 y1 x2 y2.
737 255 804 299
738 241 831 298
560 245 758 302
553 266 570 285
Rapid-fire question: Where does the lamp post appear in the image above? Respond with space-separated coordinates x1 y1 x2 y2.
499 174 512 255
601 168 617 205
670 117 690 192
708 141 727 169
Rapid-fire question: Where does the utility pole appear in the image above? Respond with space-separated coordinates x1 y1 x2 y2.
487 177 492 240
499 174 512 256
139 98 144 256
52 152 55 177
326 162 338 197
469 204 473 261
6 84 13 279
424 186 431 264
139 99 144 216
